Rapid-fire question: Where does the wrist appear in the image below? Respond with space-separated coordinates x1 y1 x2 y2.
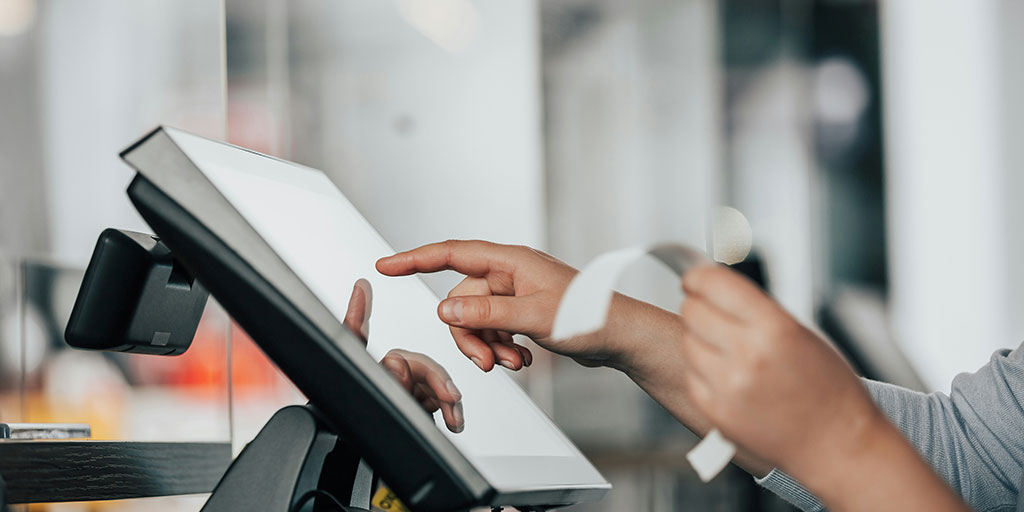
790 406 897 504
798 409 967 511
601 294 688 377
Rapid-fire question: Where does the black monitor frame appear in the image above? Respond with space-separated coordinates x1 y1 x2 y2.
120 127 608 511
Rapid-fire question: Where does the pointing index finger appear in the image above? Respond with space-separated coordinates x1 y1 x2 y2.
376 240 511 278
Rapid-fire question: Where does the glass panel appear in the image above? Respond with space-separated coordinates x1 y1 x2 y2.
0 256 24 423
1 0 229 509
15 259 231 443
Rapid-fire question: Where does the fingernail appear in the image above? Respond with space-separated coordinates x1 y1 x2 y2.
445 380 462 401
470 357 485 371
441 299 463 323
452 402 465 433
499 359 516 371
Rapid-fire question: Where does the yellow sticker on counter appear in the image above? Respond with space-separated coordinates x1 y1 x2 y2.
372 486 409 512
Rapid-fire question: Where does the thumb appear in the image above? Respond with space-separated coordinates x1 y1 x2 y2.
438 295 543 336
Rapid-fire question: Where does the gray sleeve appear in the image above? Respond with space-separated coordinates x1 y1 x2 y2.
757 343 1024 512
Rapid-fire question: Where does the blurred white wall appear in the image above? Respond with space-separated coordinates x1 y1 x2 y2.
38 0 225 266
319 0 546 258
0 0 48 257
248 0 545 271
544 0 720 276
541 0 720 446
728 59 817 323
0 0 233 461
226 0 544 297
1001 0 1024 382
882 0 1022 390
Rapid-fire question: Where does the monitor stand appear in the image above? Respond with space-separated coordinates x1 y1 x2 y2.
202 404 376 512
201 406 557 512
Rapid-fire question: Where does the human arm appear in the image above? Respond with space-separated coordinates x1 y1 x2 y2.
760 345 1024 512
676 264 969 511
373 240 774 474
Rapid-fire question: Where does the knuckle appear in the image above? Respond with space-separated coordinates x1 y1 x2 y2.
689 386 711 410
466 239 490 251
448 283 467 299
763 316 796 343
449 277 484 298
751 327 773 347
690 386 721 418
705 264 733 283
740 336 773 370
705 395 728 420
522 302 548 332
681 269 702 290
679 298 697 317
386 348 411 360
749 351 770 373
467 299 493 323
684 263 718 289
726 367 752 393
520 245 555 266
441 239 459 263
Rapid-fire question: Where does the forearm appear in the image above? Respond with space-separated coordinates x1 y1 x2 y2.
792 410 968 512
762 355 1024 511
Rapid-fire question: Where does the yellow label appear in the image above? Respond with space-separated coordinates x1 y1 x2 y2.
372 485 410 512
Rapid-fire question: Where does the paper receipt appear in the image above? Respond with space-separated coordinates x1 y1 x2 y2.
550 243 737 482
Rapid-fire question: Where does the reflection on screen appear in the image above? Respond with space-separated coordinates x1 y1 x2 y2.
176 138 577 468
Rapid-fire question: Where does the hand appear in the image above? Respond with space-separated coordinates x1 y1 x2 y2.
380 349 465 434
376 240 626 372
677 265 970 512
677 264 881 475
344 279 465 433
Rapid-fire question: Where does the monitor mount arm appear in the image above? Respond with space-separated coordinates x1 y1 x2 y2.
201 404 375 512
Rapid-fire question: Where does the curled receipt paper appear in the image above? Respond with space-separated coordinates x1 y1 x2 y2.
550 243 737 482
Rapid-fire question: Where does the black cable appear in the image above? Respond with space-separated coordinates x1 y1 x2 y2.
289 488 367 512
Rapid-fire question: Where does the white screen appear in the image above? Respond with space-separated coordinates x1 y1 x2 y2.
164 128 605 490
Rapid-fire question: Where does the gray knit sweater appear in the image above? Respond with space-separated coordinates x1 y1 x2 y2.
758 343 1024 512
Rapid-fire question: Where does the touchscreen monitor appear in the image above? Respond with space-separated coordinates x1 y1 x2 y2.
120 126 609 511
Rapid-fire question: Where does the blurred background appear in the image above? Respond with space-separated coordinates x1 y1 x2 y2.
1 0 1023 510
